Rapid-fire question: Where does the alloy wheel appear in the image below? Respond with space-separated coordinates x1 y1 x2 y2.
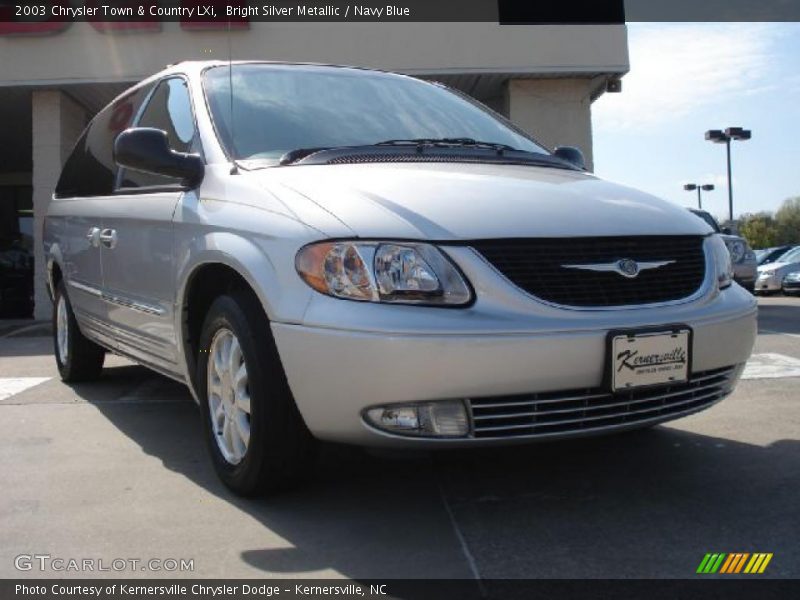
56 294 69 365
207 328 251 465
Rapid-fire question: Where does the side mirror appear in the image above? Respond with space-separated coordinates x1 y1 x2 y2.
553 146 586 170
114 128 204 188
721 227 733 235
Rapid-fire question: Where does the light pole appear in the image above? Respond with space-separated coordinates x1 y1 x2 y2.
705 127 751 222
683 183 715 210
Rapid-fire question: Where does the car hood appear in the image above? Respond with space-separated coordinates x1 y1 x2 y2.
251 162 713 239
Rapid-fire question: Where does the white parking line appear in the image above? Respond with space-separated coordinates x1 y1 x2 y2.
742 353 800 380
0 377 52 401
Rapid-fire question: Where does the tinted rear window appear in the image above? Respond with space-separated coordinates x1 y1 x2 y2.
55 84 152 198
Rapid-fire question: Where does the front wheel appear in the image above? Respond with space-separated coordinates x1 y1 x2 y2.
53 280 105 382
196 291 316 496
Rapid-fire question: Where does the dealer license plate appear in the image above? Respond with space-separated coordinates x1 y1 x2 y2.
610 329 690 392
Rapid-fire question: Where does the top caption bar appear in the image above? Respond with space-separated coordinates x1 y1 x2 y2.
1 0 799 24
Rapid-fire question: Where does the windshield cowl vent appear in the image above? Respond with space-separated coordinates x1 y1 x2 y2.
308 152 566 168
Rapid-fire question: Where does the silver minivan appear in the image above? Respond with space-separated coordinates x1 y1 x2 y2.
45 61 757 495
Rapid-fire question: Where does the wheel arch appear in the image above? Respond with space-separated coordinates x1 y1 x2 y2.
46 247 65 302
177 252 272 400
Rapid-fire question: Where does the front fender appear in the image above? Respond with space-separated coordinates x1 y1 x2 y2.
173 228 316 401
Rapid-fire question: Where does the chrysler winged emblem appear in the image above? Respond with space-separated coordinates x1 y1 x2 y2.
562 258 675 278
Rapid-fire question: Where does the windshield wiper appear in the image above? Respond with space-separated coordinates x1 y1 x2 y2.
275 138 571 169
376 138 518 154
278 147 332 165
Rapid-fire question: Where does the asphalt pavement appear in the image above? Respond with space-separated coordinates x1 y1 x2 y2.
0 296 798 581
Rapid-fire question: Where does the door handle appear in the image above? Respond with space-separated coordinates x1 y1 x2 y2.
99 229 118 249
86 227 101 248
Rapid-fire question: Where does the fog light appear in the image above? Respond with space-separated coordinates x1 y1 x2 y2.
367 406 419 431
365 400 469 437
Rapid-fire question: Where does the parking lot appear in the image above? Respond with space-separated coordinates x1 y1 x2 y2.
0 296 798 581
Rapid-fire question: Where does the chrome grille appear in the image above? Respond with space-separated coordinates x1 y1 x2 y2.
471 236 706 307
468 366 737 439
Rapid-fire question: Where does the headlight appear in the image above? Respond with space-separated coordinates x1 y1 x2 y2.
724 239 746 263
709 235 733 290
295 241 473 306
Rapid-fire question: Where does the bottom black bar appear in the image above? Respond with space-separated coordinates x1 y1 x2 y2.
4 579 800 600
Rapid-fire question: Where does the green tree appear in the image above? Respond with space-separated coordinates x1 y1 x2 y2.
775 197 800 245
739 212 779 249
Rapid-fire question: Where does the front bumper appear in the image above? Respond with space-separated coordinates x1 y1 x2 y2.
272 285 757 447
783 280 800 294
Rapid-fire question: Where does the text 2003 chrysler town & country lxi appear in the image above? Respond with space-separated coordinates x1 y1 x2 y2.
44 62 756 495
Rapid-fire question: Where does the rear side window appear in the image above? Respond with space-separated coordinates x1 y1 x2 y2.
118 78 198 190
55 84 152 198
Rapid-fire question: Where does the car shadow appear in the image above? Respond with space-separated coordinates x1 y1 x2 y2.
68 365 473 579
66 363 799 580
0 335 55 358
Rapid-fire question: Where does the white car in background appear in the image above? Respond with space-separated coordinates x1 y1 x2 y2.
756 246 800 293
783 270 800 296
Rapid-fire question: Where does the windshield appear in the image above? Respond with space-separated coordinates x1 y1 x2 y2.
203 64 548 162
778 247 800 264
758 247 784 265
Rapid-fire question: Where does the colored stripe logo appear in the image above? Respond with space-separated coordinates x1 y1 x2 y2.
697 553 773 574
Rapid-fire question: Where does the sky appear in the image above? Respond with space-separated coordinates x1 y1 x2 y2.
592 22 800 222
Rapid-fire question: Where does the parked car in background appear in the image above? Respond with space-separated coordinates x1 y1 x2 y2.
756 245 793 266
756 246 800 294
689 209 757 292
45 61 758 495
782 271 800 296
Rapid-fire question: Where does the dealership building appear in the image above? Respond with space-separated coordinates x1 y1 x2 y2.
0 21 629 320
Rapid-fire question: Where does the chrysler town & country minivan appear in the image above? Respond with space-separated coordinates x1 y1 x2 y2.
45 62 757 495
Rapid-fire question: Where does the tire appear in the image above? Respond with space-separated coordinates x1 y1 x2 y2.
53 280 105 382
196 291 316 496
